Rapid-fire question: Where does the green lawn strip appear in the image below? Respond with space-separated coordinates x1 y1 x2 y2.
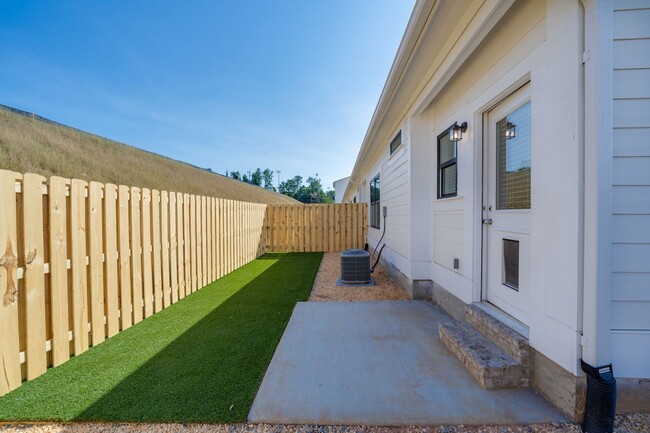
0 252 322 423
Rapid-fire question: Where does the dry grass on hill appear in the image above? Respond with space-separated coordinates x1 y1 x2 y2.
0 108 297 204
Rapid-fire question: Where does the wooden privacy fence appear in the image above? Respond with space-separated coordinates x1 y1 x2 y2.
0 170 267 396
264 203 367 252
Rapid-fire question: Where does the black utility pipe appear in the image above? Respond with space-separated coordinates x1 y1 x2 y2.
580 360 616 433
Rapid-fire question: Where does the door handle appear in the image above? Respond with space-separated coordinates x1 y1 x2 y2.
482 218 493 225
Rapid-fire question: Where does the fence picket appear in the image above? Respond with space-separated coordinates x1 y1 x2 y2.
169 192 178 303
71 179 89 353
161 191 170 307
104 184 119 337
117 185 132 330
201 196 207 287
22 173 47 379
152 190 162 312
0 170 21 396
49 176 70 364
183 194 190 294
190 195 197 292
176 192 186 299
130 187 143 324
141 189 153 317
88 182 106 345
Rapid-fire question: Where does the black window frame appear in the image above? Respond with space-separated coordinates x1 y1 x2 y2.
370 174 380 229
389 131 402 155
437 124 458 199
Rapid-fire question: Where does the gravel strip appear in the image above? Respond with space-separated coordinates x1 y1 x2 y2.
0 414 648 433
309 252 409 302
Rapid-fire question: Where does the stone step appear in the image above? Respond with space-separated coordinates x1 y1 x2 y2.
439 321 529 390
465 304 530 369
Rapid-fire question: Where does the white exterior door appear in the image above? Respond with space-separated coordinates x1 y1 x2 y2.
483 84 532 325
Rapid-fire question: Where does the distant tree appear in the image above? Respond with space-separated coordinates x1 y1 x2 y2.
262 168 275 191
251 168 263 186
230 171 241 180
325 189 335 203
242 173 250 183
278 175 303 198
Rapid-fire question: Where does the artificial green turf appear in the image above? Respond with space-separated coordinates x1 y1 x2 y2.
0 252 322 423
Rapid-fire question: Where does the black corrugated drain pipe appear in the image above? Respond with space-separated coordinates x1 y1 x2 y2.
580 360 616 433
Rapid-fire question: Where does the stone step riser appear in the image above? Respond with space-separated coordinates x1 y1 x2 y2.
465 305 530 368
439 322 529 390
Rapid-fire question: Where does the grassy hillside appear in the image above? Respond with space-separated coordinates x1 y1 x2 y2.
0 107 297 204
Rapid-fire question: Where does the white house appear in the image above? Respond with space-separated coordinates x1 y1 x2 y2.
333 176 351 203
344 0 649 421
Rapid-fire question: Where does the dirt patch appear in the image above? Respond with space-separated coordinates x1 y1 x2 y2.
308 252 409 302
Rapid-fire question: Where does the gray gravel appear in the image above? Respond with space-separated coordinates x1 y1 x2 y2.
1 415 648 433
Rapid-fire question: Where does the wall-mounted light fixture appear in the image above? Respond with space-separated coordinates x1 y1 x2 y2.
449 121 468 142
505 121 516 140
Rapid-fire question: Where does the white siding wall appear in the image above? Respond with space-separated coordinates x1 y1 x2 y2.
610 0 650 378
381 127 410 259
433 211 464 273
364 124 411 279
427 0 549 305
422 0 586 373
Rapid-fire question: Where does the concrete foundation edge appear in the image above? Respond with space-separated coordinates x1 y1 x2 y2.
372 248 432 300
617 378 650 414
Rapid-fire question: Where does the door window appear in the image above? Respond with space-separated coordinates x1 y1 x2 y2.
496 102 531 210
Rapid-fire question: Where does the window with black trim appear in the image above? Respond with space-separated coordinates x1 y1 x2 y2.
389 131 402 155
437 125 457 198
370 174 380 229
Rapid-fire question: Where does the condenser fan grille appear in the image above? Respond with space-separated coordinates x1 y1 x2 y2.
340 249 371 284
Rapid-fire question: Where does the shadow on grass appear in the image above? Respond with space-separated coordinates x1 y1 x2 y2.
0 252 323 424
77 252 321 423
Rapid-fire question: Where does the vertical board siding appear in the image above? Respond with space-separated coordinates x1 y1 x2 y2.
0 169 270 396
263 204 367 252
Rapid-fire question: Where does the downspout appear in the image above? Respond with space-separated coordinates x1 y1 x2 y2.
580 0 613 377
580 0 615 431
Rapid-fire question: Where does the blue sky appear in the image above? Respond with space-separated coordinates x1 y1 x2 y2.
0 1 414 191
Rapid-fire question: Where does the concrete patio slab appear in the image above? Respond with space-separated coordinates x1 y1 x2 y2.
249 301 566 426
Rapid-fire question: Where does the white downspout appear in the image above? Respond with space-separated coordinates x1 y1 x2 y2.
580 0 613 368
